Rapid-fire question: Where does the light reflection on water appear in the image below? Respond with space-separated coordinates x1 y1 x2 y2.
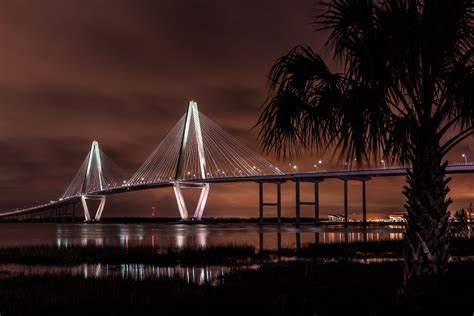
0 258 411 284
0 223 408 284
0 223 404 250
0 263 236 285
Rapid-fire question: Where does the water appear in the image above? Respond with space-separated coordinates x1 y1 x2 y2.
0 223 404 249
0 258 407 285
0 263 243 285
0 223 404 284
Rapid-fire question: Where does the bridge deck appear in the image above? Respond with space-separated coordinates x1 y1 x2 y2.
1 163 473 218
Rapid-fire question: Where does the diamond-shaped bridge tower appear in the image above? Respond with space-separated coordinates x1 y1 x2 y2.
62 140 125 221
129 101 283 220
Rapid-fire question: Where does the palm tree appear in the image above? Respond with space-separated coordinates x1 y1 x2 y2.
258 0 473 292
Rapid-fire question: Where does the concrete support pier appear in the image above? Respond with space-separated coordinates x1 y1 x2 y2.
339 176 371 226
344 179 348 226
294 179 324 225
258 181 285 224
81 195 106 222
362 179 367 225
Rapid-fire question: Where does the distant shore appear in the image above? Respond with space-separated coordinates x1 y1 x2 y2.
0 216 407 225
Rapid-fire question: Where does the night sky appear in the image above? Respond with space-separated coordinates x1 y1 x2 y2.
0 0 472 219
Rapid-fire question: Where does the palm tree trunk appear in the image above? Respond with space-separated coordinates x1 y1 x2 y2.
402 139 452 293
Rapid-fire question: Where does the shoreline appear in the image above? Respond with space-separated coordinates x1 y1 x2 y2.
0 216 407 225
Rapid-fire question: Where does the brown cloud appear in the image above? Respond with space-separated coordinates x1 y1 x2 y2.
0 0 471 218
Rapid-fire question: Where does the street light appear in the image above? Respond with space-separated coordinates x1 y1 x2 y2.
381 159 386 169
462 153 468 163
314 160 322 171
289 163 298 172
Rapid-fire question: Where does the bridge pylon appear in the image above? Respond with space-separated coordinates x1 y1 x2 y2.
81 195 106 222
129 99 284 220
80 141 107 222
60 140 111 222
173 182 210 220
174 101 210 220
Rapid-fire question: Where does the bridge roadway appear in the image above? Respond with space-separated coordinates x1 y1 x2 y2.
1 163 473 220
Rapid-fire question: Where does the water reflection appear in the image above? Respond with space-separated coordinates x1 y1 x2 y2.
256 228 403 252
0 263 237 285
0 223 421 286
0 223 404 250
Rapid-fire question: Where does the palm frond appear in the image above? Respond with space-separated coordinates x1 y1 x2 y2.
259 0 473 165
258 46 342 159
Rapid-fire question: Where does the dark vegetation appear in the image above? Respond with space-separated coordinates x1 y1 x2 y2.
0 244 256 266
1 238 473 266
257 0 473 289
0 239 473 314
0 261 473 315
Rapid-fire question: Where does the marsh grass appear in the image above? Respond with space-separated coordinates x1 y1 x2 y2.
0 238 473 266
0 240 473 314
0 261 473 315
0 244 257 266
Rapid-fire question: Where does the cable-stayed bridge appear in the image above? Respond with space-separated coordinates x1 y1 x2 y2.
1 101 474 224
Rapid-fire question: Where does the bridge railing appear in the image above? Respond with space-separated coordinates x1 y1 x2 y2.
446 162 474 167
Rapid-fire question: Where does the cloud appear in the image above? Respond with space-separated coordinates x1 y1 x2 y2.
0 0 471 218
